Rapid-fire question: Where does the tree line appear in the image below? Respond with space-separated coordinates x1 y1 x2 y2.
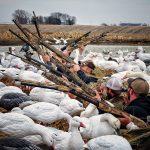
101 23 149 26
12 9 76 25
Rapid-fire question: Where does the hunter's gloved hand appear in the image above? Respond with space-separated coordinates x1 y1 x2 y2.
119 113 131 126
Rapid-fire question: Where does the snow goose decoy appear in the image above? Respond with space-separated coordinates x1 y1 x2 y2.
136 46 150 61
29 87 65 105
55 116 85 150
0 67 21 80
0 52 10 68
116 61 141 72
23 126 71 150
0 137 42 150
75 113 120 139
123 71 150 81
12 102 72 124
134 59 146 71
83 135 132 150
0 112 54 148
116 50 124 63
59 95 85 115
18 70 51 83
82 52 104 62
23 127 70 146
9 58 26 70
93 57 118 70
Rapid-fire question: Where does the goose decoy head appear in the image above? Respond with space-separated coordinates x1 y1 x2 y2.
71 116 86 128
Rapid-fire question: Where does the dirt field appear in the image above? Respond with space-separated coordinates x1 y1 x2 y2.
0 24 150 45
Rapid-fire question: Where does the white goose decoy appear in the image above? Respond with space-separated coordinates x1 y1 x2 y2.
116 50 124 63
29 87 65 105
136 46 150 61
75 113 120 139
96 60 119 70
83 135 132 150
55 117 85 150
116 60 141 72
12 102 72 124
0 112 54 147
18 70 51 83
81 52 104 62
126 52 136 61
25 64 38 73
92 54 119 70
5 52 16 61
0 67 21 80
22 127 71 150
23 119 83 150
124 71 150 81
135 59 146 71
0 52 10 68
23 127 70 147
0 86 24 99
123 48 129 53
10 58 26 70
72 48 85 64
59 95 85 115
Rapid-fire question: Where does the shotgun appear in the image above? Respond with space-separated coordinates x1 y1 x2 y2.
61 31 91 51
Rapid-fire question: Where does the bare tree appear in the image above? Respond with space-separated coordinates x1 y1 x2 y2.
101 23 108 26
44 16 61 25
12 10 76 25
12 9 31 24
67 16 76 25
31 15 44 24
50 12 76 25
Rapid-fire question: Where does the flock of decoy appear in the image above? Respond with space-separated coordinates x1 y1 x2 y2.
0 45 150 150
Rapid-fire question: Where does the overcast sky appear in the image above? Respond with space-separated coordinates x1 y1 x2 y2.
0 0 150 25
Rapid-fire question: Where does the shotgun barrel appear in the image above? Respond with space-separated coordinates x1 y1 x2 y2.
32 11 42 39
